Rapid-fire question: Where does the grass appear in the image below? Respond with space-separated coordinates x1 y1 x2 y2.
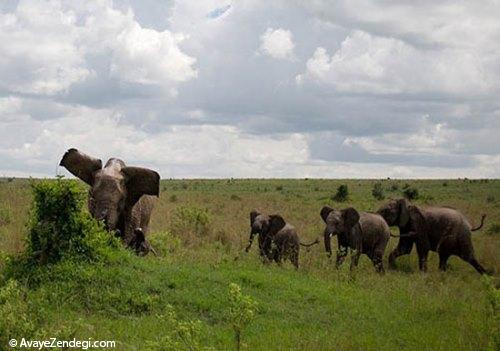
0 178 499 350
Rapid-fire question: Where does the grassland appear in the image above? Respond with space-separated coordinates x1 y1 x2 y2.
0 178 499 350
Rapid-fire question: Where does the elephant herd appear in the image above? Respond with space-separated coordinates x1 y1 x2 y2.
247 200 488 274
59 149 490 275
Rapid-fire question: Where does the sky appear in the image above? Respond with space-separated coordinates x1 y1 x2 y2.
0 0 499 179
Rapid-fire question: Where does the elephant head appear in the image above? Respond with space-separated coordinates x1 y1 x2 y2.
377 198 410 228
320 206 360 256
59 148 160 232
247 211 286 256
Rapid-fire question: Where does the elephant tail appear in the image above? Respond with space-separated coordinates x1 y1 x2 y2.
300 238 320 247
471 214 486 232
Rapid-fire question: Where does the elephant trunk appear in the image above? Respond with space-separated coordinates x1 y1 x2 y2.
245 230 255 252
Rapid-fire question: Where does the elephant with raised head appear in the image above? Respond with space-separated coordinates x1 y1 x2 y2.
377 198 488 274
320 206 390 273
247 210 318 269
59 148 160 256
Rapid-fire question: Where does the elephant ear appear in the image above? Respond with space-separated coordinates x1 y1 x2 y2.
320 206 334 223
59 148 102 185
122 167 160 207
268 215 286 236
408 205 426 234
250 210 260 225
342 207 360 228
397 198 410 227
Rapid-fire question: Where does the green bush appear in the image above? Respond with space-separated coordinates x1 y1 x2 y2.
0 280 36 345
332 185 349 202
146 305 212 351
230 194 242 201
24 179 118 266
227 283 258 351
371 182 385 200
486 223 500 236
170 206 212 245
403 186 419 200
169 194 178 202
390 183 399 191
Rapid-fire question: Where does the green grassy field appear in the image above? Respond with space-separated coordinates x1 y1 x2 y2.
0 178 499 350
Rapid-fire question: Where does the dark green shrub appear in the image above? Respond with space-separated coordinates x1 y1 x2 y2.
486 223 500 235
25 179 118 265
332 185 349 202
276 185 283 191
230 194 242 201
390 183 399 191
442 181 448 187
372 182 385 200
403 187 419 200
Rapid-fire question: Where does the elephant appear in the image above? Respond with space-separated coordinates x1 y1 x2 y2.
59 148 160 255
377 198 488 274
247 210 318 269
320 206 390 273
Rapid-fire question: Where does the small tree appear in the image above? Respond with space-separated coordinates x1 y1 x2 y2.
403 186 419 200
332 185 349 202
372 182 385 200
227 283 258 351
26 178 117 265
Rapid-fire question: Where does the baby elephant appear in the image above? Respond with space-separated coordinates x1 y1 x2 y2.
320 206 390 273
247 210 318 269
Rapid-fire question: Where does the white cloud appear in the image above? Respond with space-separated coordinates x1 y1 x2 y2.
259 27 295 59
0 0 197 96
297 30 490 95
0 0 90 95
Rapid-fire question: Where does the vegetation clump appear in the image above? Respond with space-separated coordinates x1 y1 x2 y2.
332 184 349 202
403 186 419 200
25 179 118 265
170 206 212 245
372 182 385 200
228 283 258 351
486 223 500 236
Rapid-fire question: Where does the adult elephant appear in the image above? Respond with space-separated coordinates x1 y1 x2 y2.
377 198 488 274
320 206 390 273
247 210 318 268
59 148 160 256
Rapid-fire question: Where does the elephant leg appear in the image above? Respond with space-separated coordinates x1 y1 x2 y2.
439 253 450 271
459 254 488 275
371 251 385 273
335 246 348 269
388 239 413 269
416 244 429 272
349 249 361 271
292 255 299 270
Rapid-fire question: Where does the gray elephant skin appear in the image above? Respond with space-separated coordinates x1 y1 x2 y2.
247 210 318 269
377 198 488 274
320 206 390 273
59 148 160 256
